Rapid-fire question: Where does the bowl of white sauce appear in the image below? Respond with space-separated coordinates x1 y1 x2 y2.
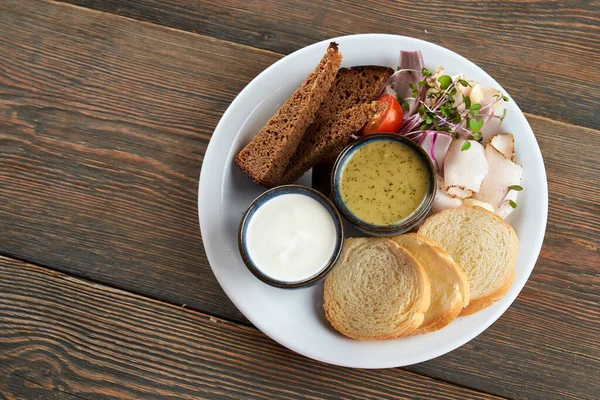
238 185 344 288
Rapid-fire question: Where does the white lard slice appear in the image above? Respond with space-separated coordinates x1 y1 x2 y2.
431 175 463 214
444 139 488 199
470 83 505 144
475 142 523 218
490 133 515 161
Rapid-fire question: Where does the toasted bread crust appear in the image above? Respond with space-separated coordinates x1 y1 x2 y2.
392 233 469 334
418 206 519 315
460 267 515 315
234 43 342 187
323 238 430 341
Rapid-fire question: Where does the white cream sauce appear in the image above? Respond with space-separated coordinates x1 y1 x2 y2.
246 193 337 282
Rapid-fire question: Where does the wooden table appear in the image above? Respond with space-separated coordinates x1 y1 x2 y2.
1 1 598 399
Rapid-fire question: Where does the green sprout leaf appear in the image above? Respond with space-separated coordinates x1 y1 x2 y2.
464 95 472 110
469 118 484 132
422 67 431 76
461 141 471 151
470 103 481 117
503 95 509 102
408 82 418 97
472 132 482 141
508 185 523 191
500 108 508 123
509 200 517 209
400 100 410 112
438 75 453 90
459 79 469 87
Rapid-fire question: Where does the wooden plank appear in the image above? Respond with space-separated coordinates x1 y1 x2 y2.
0 1 598 399
0 257 507 400
0 0 280 322
0 363 82 400
57 0 600 130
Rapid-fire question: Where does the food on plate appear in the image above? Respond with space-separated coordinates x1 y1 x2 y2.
475 133 523 219
282 101 386 183
323 237 431 340
378 51 522 220
238 186 343 287
443 139 489 199
234 42 342 187
280 65 394 183
418 206 519 315
233 44 525 337
462 198 495 213
391 233 469 334
431 175 462 214
339 138 431 225
360 93 404 135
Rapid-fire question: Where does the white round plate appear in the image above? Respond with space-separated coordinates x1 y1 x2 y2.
198 34 548 368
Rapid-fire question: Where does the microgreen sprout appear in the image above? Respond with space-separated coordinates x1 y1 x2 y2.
437 75 453 90
395 67 509 141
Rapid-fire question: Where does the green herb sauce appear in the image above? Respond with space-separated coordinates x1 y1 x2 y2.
340 140 430 226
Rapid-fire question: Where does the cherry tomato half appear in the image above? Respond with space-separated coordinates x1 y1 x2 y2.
361 93 404 135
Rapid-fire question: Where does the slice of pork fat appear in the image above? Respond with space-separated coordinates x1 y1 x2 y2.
469 84 505 143
444 139 488 199
490 133 515 161
420 132 453 172
432 175 462 214
475 134 523 219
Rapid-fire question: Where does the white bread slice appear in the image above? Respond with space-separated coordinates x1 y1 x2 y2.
391 233 470 333
323 238 431 340
418 206 518 315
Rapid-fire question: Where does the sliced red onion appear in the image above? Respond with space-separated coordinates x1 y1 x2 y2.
417 131 453 172
376 51 425 117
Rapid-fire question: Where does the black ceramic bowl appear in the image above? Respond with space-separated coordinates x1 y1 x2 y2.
238 184 344 288
331 133 437 236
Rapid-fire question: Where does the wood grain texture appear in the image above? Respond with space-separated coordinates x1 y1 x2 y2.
1 1 599 399
58 0 600 130
0 0 278 322
0 364 82 400
0 257 507 400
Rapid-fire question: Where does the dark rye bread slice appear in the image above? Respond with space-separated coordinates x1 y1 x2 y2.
280 66 393 184
281 101 387 184
312 65 394 123
234 43 342 187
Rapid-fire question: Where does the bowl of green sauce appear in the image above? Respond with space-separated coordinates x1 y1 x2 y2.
331 133 436 236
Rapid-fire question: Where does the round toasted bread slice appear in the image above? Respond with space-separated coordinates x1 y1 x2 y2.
391 233 470 333
418 206 518 315
323 237 431 340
